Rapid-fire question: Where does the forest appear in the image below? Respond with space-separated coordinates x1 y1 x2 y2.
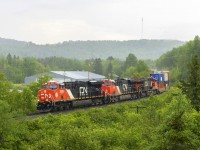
0 37 200 149
0 53 150 83
0 37 183 60
156 36 200 83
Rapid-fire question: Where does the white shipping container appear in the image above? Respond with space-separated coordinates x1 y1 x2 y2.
162 71 170 81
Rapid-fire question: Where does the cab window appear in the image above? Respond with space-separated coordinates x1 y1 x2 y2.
50 85 58 90
59 84 65 89
104 82 111 86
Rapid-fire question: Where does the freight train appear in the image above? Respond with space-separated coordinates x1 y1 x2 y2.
37 72 169 112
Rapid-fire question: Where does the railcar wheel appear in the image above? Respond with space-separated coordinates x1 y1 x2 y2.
92 99 97 106
145 91 148 97
62 106 66 110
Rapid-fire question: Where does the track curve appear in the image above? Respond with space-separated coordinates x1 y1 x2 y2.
27 95 150 118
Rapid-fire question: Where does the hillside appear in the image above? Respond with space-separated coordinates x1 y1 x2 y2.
0 37 184 60
156 36 200 82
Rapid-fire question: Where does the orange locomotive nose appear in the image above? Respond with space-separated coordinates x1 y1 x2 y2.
101 79 118 95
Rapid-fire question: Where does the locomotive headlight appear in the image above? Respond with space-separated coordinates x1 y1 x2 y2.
55 92 58 98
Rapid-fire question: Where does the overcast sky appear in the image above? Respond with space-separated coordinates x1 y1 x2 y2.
0 0 199 44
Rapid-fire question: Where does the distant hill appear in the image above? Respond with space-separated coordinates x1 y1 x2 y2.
0 37 184 60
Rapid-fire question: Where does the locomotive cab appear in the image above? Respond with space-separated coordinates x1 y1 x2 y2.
102 80 115 96
38 82 59 102
38 81 72 102
37 81 72 111
101 79 121 96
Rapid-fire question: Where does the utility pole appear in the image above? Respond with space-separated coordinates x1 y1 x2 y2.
64 71 66 82
131 105 146 114
141 17 143 39
88 63 90 80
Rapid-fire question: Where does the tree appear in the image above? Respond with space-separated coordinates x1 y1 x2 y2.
135 60 148 72
107 56 114 62
7 53 12 65
180 55 200 111
122 60 150 78
21 87 37 114
29 74 53 97
0 101 17 149
192 36 200 55
93 58 103 75
0 73 28 149
135 60 150 78
23 58 47 77
149 89 200 150
0 73 12 101
122 66 135 78
156 36 200 83
105 62 113 79
150 111 199 150
124 53 138 69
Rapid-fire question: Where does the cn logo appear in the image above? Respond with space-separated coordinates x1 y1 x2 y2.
44 94 52 99
41 93 52 100
79 87 88 96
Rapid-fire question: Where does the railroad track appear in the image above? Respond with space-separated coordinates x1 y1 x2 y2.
27 95 150 118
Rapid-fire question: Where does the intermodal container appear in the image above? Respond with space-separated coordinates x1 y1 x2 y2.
150 74 164 82
161 71 170 81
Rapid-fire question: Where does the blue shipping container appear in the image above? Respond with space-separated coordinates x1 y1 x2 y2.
150 74 164 82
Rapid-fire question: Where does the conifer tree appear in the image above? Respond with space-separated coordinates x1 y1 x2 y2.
181 55 200 111
93 58 103 75
124 53 138 69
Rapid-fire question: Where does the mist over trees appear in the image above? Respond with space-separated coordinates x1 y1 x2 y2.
0 37 184 60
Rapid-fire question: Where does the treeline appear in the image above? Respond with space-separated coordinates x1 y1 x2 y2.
0 53 150 83
156 36 200 83
0 54 49 83
0 37 184 60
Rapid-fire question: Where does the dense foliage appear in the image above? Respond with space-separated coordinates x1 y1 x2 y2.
0 55 49 83
0 53 150 83
156 36 200 110
1 86 200 149
156 36 200 83
29 74 53 97
0 73 36 115
179 55 200 111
